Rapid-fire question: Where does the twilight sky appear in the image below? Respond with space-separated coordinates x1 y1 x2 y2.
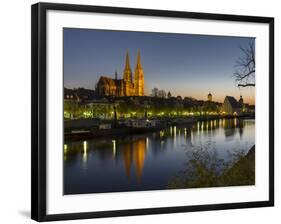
64 28 255 104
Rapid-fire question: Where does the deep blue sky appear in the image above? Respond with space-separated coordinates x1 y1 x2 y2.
64 28 255 104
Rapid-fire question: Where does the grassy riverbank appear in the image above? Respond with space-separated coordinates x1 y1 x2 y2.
168 145 255 189
220 145 255 186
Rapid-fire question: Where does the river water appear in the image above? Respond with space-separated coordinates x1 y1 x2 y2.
64 118 255 194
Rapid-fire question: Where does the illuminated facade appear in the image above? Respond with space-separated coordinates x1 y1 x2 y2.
134 50 144 96
96 50 145 97
222 96 242 115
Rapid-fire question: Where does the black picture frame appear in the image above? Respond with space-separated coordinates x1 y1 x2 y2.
31 2 274 222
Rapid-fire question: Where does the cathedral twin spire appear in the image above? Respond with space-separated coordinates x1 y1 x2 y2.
96 50 144 97
134 50 144 96
123 50 143 80
122 49 144 96
123 51 132 82
135 49 142 70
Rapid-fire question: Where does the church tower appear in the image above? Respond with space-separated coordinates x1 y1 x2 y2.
239 95 244 105
123 50 132 82
208 92 212 101
134 49 144 96
122 50 134 96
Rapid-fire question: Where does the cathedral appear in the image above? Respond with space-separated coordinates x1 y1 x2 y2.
96 50 145 97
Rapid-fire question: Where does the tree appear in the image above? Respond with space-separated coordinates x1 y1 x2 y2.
158 90 167 98
202 101 218 113
234 41 255 87
151 88 159 97
167 91 172 98
64 101 82 119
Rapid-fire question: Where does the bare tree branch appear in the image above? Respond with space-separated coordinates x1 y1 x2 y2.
233 40 255 88
238 83 255 87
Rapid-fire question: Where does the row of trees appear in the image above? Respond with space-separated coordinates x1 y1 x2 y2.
64 102 115 119
64 100 221 120
150 88 172 98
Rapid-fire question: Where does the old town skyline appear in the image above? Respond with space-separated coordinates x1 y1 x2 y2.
64 28 255 104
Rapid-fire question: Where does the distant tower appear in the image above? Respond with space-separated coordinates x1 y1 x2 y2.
114 70 118 80
239 95 244 105
123 50 132 82
208 92 212 101
134 49 144 96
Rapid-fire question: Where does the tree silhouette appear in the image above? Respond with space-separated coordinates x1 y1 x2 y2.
234 41 255 87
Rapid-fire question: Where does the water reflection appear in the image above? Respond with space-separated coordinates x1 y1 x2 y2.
112 140 116 157
64 118 255 194
122 138 146 181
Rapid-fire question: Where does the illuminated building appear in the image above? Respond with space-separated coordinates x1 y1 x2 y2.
222 96 242 115
96 50 145 97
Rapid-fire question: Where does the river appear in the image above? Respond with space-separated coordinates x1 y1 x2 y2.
64 118 255 194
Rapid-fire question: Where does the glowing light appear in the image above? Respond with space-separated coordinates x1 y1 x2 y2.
83 141 87 153
82 141 88 167
173 126 177 147
184 128 187 137
146 137 149 150
83 111 92 118
112 140 116 157
64 144 67 154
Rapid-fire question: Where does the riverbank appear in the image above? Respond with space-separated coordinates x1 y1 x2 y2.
65 126 162 141
168 145 255 189
65 116 254 140
221 145 255 186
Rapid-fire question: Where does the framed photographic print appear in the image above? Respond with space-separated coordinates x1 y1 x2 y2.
31 2 274 222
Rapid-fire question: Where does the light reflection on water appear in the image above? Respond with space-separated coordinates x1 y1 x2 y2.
64 118 255 194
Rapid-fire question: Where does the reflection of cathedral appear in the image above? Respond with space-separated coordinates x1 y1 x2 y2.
96 50 144 97
122 138 147 181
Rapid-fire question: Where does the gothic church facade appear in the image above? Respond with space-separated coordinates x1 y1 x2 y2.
96 50 144 97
